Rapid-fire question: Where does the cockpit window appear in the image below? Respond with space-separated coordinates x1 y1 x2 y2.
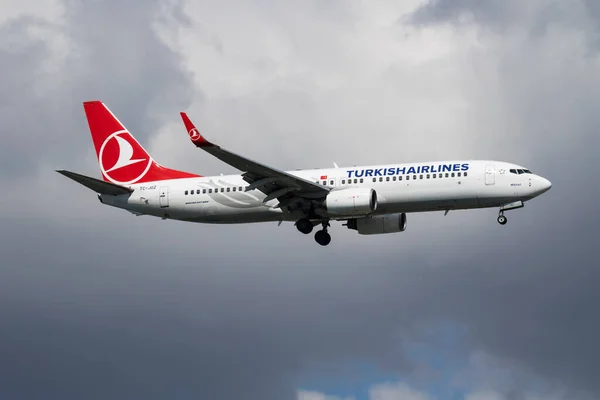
510 168 533 174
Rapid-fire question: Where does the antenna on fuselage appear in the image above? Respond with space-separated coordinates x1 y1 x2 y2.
333 162 339 168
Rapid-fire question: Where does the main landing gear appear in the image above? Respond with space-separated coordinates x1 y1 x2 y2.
296 218 331 246
295 218 314 234
496 201 524 225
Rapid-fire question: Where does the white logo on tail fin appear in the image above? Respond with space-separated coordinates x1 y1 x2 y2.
189 128 200 140
106 135 146 172
99 130 152 185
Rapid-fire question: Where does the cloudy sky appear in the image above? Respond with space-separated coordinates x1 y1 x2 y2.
1 0 599 399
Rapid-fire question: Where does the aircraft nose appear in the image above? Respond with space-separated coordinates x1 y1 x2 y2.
538 177 552 194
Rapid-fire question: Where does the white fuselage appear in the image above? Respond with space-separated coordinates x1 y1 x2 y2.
99 160 552 224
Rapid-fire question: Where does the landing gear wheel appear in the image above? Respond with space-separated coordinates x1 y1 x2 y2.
296 218 313 234
314 230 331 246
497 215 507 225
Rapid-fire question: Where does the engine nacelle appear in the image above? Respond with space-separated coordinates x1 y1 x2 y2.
324 188 377 216
346 213 407 235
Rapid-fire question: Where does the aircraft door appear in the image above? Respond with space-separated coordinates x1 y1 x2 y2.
485 164 495 185
159 186 169 208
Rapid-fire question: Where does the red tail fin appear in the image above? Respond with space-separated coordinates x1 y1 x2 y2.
83 101 201 185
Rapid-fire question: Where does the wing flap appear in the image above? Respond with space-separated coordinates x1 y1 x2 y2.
57 170 134 196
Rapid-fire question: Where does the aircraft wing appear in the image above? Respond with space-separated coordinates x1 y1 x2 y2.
179 112 330 207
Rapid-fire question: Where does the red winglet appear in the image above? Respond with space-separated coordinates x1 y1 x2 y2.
180 112 212 147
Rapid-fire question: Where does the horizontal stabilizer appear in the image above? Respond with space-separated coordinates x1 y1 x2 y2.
56 170 134 196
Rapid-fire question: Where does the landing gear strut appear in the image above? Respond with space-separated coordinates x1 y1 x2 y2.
314 221 331 246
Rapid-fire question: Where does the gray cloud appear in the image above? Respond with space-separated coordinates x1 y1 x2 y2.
0 0 195 181
1 0 600 399
407 0 517 28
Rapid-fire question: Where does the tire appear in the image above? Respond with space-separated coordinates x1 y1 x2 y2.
314 230 331 246
296 218 313 234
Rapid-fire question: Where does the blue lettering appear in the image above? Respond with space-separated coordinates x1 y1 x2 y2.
346 170 354 178
431 165 438 173
422 166 430 173
407 166 416 174
374 169 383 176
365 169 373 177
355 169 365 178
441 164 451 172
452 164 460 172
461 163 469 171
387 168 396 175
396 167 406 175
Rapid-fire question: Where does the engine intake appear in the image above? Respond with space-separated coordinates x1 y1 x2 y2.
347 213 407 235
324 188 377 216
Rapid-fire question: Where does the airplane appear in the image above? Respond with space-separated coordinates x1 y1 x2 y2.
57 101 552 246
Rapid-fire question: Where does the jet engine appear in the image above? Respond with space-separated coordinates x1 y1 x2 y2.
346 213 407 235
324 188 377 216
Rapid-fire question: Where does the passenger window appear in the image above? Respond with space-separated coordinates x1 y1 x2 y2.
426 174 430 179
322 181 326 185
413 175 417 180
464 172 468 177
184 190 188 195
226 187 230 192
208 189 212 193
202 189 206 194
457 172 461 177
239 187 243 191
221 188 224 192
386 177 390 181
360 178 363 183
451 173 455 177
433 173 436 178
232 187 236 192
330 180 334 185
379 177 383 182
399 176 402 181
354 179 358 183
445 173 449 178
406 176 410 180
393 176 396 181
342 179 346 184
196 189 200 194
420 175 423 179
372 178 376 183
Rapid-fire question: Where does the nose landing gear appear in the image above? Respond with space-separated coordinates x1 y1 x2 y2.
496 201 524 225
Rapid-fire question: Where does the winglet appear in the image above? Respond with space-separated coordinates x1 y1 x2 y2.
180 112 212 147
